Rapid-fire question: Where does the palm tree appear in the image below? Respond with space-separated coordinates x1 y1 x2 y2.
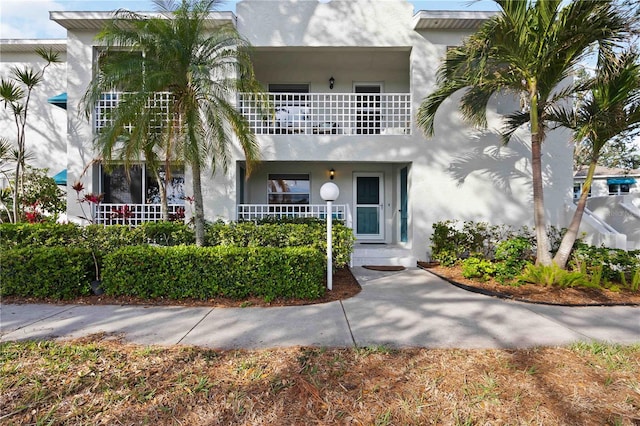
551 48 640 268
82 0 263 244
417 0 628 265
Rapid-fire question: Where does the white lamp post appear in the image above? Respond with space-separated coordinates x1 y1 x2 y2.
320 181 339 291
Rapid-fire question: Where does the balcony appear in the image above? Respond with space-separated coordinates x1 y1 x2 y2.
238 93 412 136
95 92 412 136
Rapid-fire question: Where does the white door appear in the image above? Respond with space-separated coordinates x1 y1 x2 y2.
353 172 384 240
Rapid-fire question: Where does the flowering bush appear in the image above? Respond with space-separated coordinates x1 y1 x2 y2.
72 181 104 224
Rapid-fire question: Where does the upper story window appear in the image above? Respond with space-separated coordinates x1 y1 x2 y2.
608 183 631 195
267 173 310 204
95 49 143 91
607 177 636 195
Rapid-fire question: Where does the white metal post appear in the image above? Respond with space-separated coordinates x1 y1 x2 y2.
320 182 339 291
326 199 333 291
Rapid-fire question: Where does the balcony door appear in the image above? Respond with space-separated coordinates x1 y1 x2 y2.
354 172 384 240
354 83 382 135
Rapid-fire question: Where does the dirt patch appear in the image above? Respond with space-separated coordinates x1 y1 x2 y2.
1 338 639 425
420 262 640 306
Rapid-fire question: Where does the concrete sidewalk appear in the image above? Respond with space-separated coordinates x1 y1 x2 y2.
1 267 639 349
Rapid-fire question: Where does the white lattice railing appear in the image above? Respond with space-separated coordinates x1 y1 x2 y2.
95 203 184 225
237 204 351 226
94 91 176 133
239 93 412 135
95 92 412 136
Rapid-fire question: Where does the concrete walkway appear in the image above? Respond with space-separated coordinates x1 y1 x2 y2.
1 267 639 349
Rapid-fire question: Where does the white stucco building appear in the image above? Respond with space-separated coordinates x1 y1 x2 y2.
2 0 582 264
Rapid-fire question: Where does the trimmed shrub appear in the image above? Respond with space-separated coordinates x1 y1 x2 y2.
140 221 194 246
1 247 94 299
102 245 325 301
0 222 83 249
205 221 354 267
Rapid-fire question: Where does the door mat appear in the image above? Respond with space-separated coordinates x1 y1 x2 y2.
362 265 406 271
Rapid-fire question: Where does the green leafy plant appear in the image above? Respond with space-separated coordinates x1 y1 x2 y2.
461 257 496 281
430 220 466 266
518 263 588 288
630 269 640 292
430 220 537 266
493 236 533 283
571 243 640 287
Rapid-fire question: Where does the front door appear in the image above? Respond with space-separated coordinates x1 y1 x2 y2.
354 172 384 240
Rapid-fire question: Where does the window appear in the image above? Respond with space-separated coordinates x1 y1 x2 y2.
101 164 185 204
573 183 591 199
95 49 142 92
267 173 310 204
608 183 631 195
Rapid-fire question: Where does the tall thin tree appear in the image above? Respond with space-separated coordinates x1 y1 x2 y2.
1 48 60 222
417 0 628 265
551 48 640 268
83 0 263 243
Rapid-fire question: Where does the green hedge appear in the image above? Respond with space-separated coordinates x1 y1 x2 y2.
0 223 84 249
102 245 325 301
0 222 353 266
1 247 94 299
0 222 195 250
206 221 355 267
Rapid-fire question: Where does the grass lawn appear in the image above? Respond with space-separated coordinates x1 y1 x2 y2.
1 337 639 425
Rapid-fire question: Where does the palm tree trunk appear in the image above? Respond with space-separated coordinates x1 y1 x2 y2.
553 160 596 268
528 83 552 265
531 134 552 265
153 168 170 222
191 159 206 246
12 158 20 223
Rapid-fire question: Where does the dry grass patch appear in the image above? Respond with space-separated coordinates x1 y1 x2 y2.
1 336 639 425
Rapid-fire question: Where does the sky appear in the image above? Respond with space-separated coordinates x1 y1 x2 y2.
0 0 499 39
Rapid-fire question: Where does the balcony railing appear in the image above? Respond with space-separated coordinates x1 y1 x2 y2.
238 93 412 136
95 203 184 226
237 204 352 227
94 91 176 133
95 92 412 136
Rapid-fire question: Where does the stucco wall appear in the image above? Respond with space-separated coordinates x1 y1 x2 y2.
64 31 100 222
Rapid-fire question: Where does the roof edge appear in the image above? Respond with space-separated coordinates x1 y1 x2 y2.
50 10 237 30
1 39 67 52
412 10 497 30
